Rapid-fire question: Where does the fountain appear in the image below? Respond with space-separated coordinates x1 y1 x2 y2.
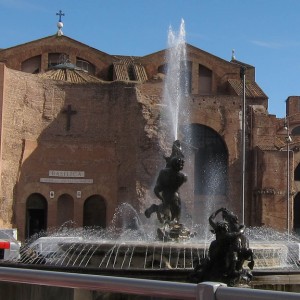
5 215 298 283
0 20 300 293
4 142 297 288
144 139 195 241
190 207 254 286
162 18 189 142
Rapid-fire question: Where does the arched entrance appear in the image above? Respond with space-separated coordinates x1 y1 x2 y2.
293 193 300 234
83 195 106 228
188 124 228 195
26 193 47 238
294 163 300 181
57 194 74 227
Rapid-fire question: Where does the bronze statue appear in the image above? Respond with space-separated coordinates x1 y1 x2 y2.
145 156 187 224
145 140 191 241
164 139 184 167
191 207 254 286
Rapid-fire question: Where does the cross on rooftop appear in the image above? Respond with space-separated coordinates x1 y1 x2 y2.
62 105 77 131
56 10 65 22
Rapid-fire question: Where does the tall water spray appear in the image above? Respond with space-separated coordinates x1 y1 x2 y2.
163 19 189 141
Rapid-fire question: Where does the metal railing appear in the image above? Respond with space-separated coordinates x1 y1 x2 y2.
0 267 300 299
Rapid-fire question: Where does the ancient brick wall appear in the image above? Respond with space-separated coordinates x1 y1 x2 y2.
1 65 159 239
3 34 299 235
252 148 288 229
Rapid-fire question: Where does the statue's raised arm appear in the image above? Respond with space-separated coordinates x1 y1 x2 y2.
209 207 225 231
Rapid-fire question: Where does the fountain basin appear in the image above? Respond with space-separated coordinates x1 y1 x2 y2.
22 239 291 271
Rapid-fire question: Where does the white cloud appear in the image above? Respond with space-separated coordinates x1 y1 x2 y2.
250 40 283 49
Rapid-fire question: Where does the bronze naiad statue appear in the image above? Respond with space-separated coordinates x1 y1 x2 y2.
144 140 192 241
190 208 254 287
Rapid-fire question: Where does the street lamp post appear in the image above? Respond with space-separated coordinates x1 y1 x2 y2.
240 66 246 224
284 118 292 237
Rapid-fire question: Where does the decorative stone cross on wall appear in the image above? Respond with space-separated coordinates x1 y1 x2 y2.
62 105 77 131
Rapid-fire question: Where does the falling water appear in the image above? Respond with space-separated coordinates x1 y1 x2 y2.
163 19 189 141
2 205 298 272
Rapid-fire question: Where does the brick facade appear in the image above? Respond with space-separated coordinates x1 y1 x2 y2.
0 35 299 240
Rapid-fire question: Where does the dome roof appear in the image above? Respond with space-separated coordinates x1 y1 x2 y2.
39 63 102 83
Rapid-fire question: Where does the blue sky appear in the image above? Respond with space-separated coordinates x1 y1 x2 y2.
1 0 300 118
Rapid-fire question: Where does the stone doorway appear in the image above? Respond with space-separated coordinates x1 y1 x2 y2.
26 193 47 238
293 193 300 234
188 124 228 196
83 195 106 228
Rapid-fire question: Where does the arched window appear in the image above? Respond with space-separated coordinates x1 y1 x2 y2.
294 193 300 234
188 124 228 195
83 195 106 228
199 64 212 95
57 194 74 227
21 55 41 74
158 64 168 75
292 126 300 135
157 61 191 93
76 57 96 75
294 163 300 181
26 193 47 238
48 53 69 68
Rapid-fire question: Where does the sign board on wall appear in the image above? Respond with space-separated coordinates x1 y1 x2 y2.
40 170 93 184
